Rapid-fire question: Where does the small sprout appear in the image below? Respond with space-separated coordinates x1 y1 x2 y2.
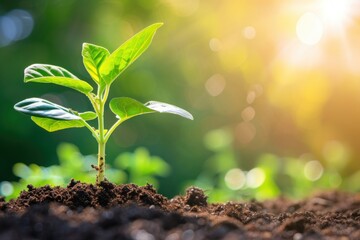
14 23 193 184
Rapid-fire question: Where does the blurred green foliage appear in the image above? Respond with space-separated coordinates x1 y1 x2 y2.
1 0 360 199
0 143 169 200
192 128 360 202
3 136 358 202
115 147 170 187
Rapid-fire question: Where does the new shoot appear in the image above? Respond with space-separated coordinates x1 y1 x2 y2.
14 23 193 184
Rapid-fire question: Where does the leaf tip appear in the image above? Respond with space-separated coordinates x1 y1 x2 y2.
144 101 194 120
187 114 194 121
151 22 164 31
23 64 36 82
82 42 93 50
13 102 20 112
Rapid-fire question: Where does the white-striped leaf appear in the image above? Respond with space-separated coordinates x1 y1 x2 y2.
14 98 80 120
24 64 93 94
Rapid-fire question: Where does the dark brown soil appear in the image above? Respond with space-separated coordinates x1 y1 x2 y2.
0 180 359 239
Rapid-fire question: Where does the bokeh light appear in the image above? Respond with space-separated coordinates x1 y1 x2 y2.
296 12 323 45
0 181 13 196
225 168 246 190
243 26 256 40
0 9 33 47
246 91 256 104
241 106 256 122
205 74 226 97
209 38 223 52
246 168 265 188
304 160 324 181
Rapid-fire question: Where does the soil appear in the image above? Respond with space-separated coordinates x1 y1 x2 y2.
0 180 359 239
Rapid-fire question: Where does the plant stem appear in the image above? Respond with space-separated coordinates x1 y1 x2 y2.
95 84 110 184
104 118 124 142
86 93 100 114
96 140 106 184
96 103 105 184
81 119 100 142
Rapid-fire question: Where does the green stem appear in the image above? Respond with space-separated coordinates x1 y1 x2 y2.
104 118 125 143
86 93 100 114
102 85 110 102
95 84 110 184
97 140 106 184
96 103 105 184
80 119 99 142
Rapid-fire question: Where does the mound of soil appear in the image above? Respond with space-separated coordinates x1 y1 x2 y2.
0 180 359 239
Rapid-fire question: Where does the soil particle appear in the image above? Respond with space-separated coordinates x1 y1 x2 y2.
184 187 207 207
0 180 359 239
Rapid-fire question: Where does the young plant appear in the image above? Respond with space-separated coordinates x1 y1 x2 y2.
14 23 193 184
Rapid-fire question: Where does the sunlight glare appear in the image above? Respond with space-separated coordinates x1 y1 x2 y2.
321 0 350 28
296 12 323 45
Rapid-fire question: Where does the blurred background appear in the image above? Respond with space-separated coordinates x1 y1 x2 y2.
1 0 360 201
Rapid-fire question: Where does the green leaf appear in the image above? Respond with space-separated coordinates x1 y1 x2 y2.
31 117 85 132
109 97 154 120
109 97 194 121
29 110 96 132
24 64 93 94
100 23 163 85
79 111 97 121
14 98 81 120
82 43 110 85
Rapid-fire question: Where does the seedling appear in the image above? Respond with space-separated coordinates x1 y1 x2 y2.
14 23 193 184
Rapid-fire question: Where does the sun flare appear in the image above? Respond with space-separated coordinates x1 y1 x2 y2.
320 0 351 28
295 0 356 45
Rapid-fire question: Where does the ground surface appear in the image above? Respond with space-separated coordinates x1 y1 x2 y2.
0 180 359 239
